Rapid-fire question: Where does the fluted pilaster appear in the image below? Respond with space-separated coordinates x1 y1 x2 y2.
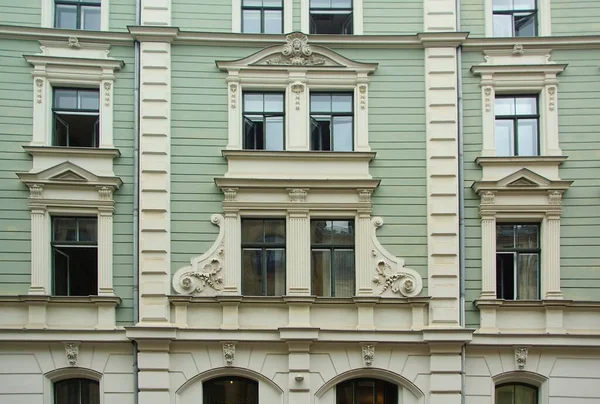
480 216 497 299
223 210 241 294
287 210 310 295
29 207 49 295
98 209 114 296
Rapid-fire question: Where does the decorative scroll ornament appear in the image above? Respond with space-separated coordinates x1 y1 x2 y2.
548 86 556 111
35 78 44 104
64 343 79 366
230 83 238 109
362 345 374 367
484 87 492 112
68 36 81 49
173 214 226 296
512 44 524 56
223 343 235 366
515 347 528 370
265 33 326 66
548 190 562 205
370 217 423 297
288 188 308 202
291 82 304 111
103 82 111 107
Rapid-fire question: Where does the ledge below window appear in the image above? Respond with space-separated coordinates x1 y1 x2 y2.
23 145 120 178
0 295 121 330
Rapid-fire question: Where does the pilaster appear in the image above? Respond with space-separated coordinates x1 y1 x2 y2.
428 343 463 404
223 210 241 295
355 208 373 296
424 0 456 32
287 78 308 151
544 215 563 299
287 209 310 295
29 206 50 295
98 208 114 296
287 342 311 404
480 214 496 299
137 340 171 404
141 0 171 26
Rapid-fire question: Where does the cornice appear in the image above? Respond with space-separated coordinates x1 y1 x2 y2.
475 156 568 167
222 150 377 161
471 63 568 76
463 35 600 51
128 25 179 42
24 54 125 70
0 24 133 45
24 145 121 159
418 32 469 48
215 177 381 189
2 295 122 305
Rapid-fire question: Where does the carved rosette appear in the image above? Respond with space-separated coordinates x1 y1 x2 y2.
223 343 235 366
362 344 374 367
515 347 528 370
265 33 326 66
64 343 79 366
35 78 44 104
103 82 112 107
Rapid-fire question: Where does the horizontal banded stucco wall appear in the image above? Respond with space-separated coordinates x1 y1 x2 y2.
169 45 428 294
363 0 423 35
460 0 485 38
0 0 40 27
172 0 232 32
552 0 600 36
109 0 136 31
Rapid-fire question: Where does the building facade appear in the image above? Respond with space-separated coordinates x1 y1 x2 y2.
0 0 599 403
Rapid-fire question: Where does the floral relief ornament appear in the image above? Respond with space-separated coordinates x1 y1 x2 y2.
230 83 238 109
223 343 235 366
35 78 44 104
291 83 304 111
362 345 374 367
372 260 417 296
266 33 326 66
515 347 528 370
103 82 111 107
64 343 79 366
179 257 224 293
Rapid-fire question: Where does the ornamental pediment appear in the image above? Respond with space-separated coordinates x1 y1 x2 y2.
472 168 572 194
216 32 378 72
17 161 122 189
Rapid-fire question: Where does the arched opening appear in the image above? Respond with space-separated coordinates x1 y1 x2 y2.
336 378 397 404
495 382 538 404
54 378 99 404
202 376 259 404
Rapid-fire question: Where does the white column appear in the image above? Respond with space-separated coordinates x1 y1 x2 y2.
223 210 241 295
100 78 115 148
29 205 50 295
31 75 49 146
481 84 496 156
287 78 308 151
543 85 562 156
287 210 310 295
355 209 373 296
354 80 371 152
480 215 497 299
98 208 114 296
544 215 563 299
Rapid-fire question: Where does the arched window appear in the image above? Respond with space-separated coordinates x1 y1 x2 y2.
203 376 259 404
496 383 538 404
336 378 398 404
54 378 99 404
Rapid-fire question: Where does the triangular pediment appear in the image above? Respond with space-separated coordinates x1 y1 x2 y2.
472 167 573 195
497 169 551 188
17 161 122 190
217 32 378 72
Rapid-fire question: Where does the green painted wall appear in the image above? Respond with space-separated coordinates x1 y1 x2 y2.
0 40 135 325
460 0 485 37
462 49 600 328
172 0 232 32
109 0 136 31
0 0 40 27
363 0 423 35
552 0 600 36
170 44 428 294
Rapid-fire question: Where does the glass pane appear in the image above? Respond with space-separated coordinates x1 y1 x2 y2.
242 9 261 33
333 116 353 151
336 381 354 404
53 249 69 296
311 117 331 151
244 93 263 112
495 119 515 156
244 115 264 149
264 10 282 33
81 5 101 30
332 0 351 8
514 0 535 10
356 380 375 404
333 249 354 297
78 218 97 242
517 253 539 299
515 225 538 248
497 253 515 300
332 220 354 245
516 97 537 115
264 219 285 243
264 93 284 113
332 94 352 112
266 249 285 296
203 377 259 404
265 116 284 151
242 220 264 243
495 385 516 404
79 90 100 110
515 12 536 37
56 4 78 29
496 225 515 249
54 218 78 242
493 14 513 37
311 0 330 8
311 94 331 113
492 0 512 11
312 249 331 297
243 0 262 5
242 249 263 295
263 0 282 6
515 385 538 404
54 114 69 146
517 119 538 156
311 220 331 244
495 97 515 116
55 89 78 110
81 379 100 404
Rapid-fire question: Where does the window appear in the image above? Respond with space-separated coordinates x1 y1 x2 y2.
496 224 540 300
243 92 285 151
310 93 353 151
53 88 100 148
54 378 100 404
493 0 537 37
495 383 538 404
336 378 398 404
55 0 101 30
311 219 354 297
242 219 286 296
203 377 258 404
310 0 353 34
52 217 98 296
495 96 539 156
242 0 283 33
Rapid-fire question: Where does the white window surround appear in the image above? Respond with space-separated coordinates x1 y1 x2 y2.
42 0 110 31
216 32 377 153
45 368 105 404
301 0 364 35
471 46 567 158
493 371 549 404
484 0 551 37
24 39 124 150
232 0 293 33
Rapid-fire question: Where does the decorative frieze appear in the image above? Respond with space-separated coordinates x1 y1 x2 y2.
35 78 44 104
288 188 308 203
291 82 305 111
64 342 79 366
515 347 528 370
229 83 238 109
223 343 235 366
362 344 374 367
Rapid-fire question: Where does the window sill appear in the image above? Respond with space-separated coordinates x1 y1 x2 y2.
475 155 567 167
24 145 121 159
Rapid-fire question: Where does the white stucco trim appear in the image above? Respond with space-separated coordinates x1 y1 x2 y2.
485 0 551 37
42 0 110 31
492 371 549 403
301 0 363 35
45 368 105 404
232 0 293 33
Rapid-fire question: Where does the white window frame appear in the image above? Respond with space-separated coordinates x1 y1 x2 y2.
42 0 110 31
301 0 363 35
485 0 551 37
232 0 293 33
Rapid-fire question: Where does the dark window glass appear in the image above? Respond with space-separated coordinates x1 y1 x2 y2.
242 0 283 34
53 88 100 148
55 0 101 30
52 217 98 296
336 378 398 404
242 219 286 296
494 96 539 156
203 376 259 404
243 92 285 150
496 224 540 300
310 93 353 151
495 383 538 404
493 0 537 37
310 0 353 34
54 378 100 404
311 219 354 297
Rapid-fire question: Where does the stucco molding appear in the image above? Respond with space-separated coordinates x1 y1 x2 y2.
361 344 374 367
515 347 528 370
64 342 80 366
